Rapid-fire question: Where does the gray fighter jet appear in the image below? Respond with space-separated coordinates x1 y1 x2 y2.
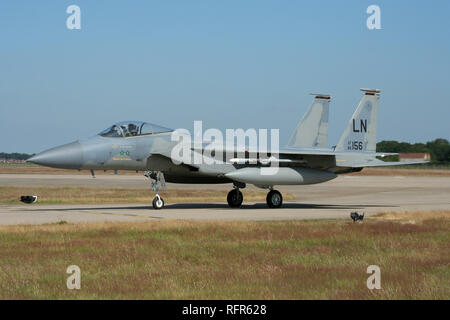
28 89 426 209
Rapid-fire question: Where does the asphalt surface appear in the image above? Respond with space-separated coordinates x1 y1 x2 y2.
1 173 449 225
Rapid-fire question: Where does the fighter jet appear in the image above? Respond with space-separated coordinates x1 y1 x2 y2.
28 89 426 209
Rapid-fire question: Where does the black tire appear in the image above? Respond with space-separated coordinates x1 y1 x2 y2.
152 196 164 209
266 190 283 208
227 189 243 208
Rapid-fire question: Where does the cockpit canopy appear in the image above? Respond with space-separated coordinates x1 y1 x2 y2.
99 121 173 138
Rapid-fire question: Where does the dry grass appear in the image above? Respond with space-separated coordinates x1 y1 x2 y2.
371 210 450 224
0 212 448 299
0 186 295 205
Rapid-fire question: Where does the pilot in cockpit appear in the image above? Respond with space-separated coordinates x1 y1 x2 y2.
128 123 138 136
120 126 128 137
99 121 172 138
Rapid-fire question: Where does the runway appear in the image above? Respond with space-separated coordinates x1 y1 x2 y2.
1 173 449 225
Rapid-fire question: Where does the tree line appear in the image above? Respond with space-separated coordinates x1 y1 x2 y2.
0 153 35 160
376 138 450 163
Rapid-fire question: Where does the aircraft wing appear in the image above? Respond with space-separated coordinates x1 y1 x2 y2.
226 150 428 170
193 145 396 157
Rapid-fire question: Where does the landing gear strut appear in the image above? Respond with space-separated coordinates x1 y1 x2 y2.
227 183 244 208
145 171 166 209
266 189 283 208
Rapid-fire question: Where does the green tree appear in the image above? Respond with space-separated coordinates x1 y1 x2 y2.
426 139 450 162
377 138 450 163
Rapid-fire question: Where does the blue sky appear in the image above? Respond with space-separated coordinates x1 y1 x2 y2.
1 0 449 153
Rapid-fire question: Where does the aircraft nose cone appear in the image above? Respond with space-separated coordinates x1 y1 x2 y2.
28 141 83 169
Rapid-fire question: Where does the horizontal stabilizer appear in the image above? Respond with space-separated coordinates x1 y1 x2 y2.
360 160 430 167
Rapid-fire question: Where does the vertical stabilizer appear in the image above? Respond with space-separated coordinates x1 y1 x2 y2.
286 94 330 148
335 89 380 152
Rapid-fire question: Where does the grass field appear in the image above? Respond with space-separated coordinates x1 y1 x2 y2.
0 211 448 299
0 186 295 205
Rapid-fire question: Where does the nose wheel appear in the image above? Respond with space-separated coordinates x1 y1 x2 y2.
227 189 243 208
152 194 165 210
266 190 283 208
145 171 166 210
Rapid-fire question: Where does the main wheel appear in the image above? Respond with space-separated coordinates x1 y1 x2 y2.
227 189 243 208
266 190 283 208
152 195 164 209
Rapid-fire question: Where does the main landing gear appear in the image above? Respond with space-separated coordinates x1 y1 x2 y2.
145 171 166 209
226 184 283 208
227 188 243 208
266 189 283 208
227 182 244 208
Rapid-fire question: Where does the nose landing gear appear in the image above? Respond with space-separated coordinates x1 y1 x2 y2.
145 171 166 209
152 194 165 209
